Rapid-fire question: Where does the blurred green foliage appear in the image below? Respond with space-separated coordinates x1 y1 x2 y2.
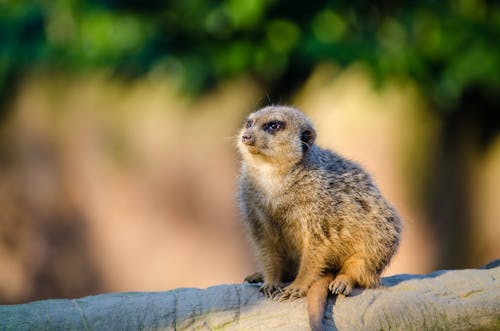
1 0 499 109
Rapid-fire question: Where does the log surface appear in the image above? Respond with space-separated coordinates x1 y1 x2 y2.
1 260 499 330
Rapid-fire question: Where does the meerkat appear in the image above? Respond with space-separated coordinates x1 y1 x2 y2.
236 106 402 331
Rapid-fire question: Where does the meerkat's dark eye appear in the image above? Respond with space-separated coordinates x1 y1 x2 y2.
263 120 284 133
269 122 281 130
246 120 253 129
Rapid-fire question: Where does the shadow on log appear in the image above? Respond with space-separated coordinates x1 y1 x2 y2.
1 260 499 330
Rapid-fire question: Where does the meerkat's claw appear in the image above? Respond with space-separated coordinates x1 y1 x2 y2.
259 283 281 298
334 282 345 294
329 275 353 296
244 272 264 283
273 285 307 302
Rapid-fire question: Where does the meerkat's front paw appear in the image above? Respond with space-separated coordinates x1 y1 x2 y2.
259 282 282 298
244 272 264 283
272 284 307 302
329 274 353 296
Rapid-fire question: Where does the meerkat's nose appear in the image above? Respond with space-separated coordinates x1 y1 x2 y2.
241 132 255 145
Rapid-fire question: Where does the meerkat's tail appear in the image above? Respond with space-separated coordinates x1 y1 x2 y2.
307 274 334 331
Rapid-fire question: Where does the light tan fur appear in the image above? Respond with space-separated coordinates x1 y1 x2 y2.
237 106 402 330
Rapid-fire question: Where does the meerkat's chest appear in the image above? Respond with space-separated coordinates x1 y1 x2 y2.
254 187 309 240
254 202 306 255
252 166 288 197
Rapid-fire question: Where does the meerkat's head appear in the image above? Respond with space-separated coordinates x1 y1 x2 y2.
237 106 316 166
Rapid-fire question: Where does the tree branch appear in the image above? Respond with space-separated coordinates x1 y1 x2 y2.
1 260 499 330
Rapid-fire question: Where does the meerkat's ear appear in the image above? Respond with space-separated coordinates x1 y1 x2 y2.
301 126 316 152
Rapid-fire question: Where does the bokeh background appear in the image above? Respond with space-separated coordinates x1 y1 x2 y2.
1 0 499 304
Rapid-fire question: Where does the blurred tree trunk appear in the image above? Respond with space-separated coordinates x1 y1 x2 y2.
424 86 500 269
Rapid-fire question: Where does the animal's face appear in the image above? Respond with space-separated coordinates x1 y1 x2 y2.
237 106 316 165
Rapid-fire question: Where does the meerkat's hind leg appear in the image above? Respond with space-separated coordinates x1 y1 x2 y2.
330 254 380 296
244 271 264 283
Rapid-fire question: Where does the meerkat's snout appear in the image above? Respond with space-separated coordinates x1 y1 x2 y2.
241 131 255 146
